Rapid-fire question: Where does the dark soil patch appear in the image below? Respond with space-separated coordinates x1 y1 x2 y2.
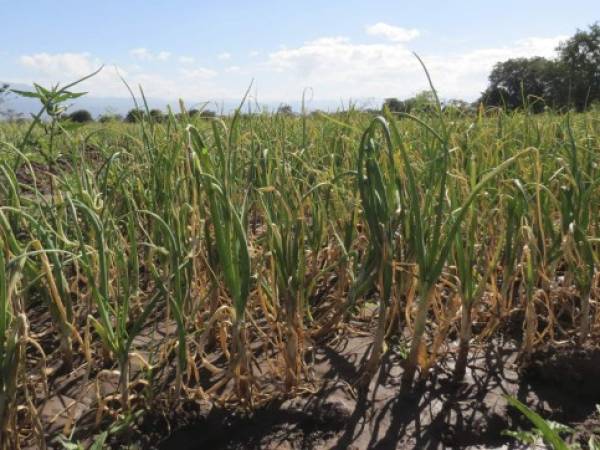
153 399 350 450
104 338 482 448
15 158 71 195
14 146 106 195
521 343 600 422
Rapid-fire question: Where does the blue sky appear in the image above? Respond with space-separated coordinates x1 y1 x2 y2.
1 1 598 107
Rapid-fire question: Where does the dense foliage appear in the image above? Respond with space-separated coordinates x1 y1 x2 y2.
480 23 600 111
67 109 93 123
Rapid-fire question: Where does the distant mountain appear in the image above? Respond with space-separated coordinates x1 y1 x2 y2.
1 82 188 118
1 81 378 119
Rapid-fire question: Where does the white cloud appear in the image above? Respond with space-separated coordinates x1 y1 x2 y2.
18 52 125 92
157 51 171 61
267 36 415 83
130 48 171 62
366 23 420 42
15 32 568 104
422 35 567 99
17 51 225 100
514 36 567 58
179 67 218 79
130 48 151 60
217 52 231 60
249 50 260 57
265 33 566 100
179 56 195 64
20 52 100 78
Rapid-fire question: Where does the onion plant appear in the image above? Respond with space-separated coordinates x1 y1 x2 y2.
0 245 19 450
68 198 160 406
0 245 35 450
451 186 504 379
365 103 536 389
259 186 308 389
188 124 252 399
354 117 399 385
558 117 599 342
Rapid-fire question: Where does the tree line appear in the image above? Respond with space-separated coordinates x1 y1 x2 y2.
42 104 297 123
64 107 218 124
385 22 599 114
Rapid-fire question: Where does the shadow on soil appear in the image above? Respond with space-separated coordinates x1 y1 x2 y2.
149 336 600 450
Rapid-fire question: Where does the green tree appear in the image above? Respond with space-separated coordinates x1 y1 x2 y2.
384 91 437 114
443 99 474 115
558 22 600 110
478 23 600 112
200 109 216 118
479 57 564 112
189 108 216 118
68 109 93 123
411 90 437 113
277 104 294 115
149 109 164 122
125 109 144 123
98 113 122 123
383 97 411 114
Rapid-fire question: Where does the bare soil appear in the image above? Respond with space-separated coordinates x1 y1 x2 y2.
14 145 105 195
22 295 600 450
109 335 600 449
